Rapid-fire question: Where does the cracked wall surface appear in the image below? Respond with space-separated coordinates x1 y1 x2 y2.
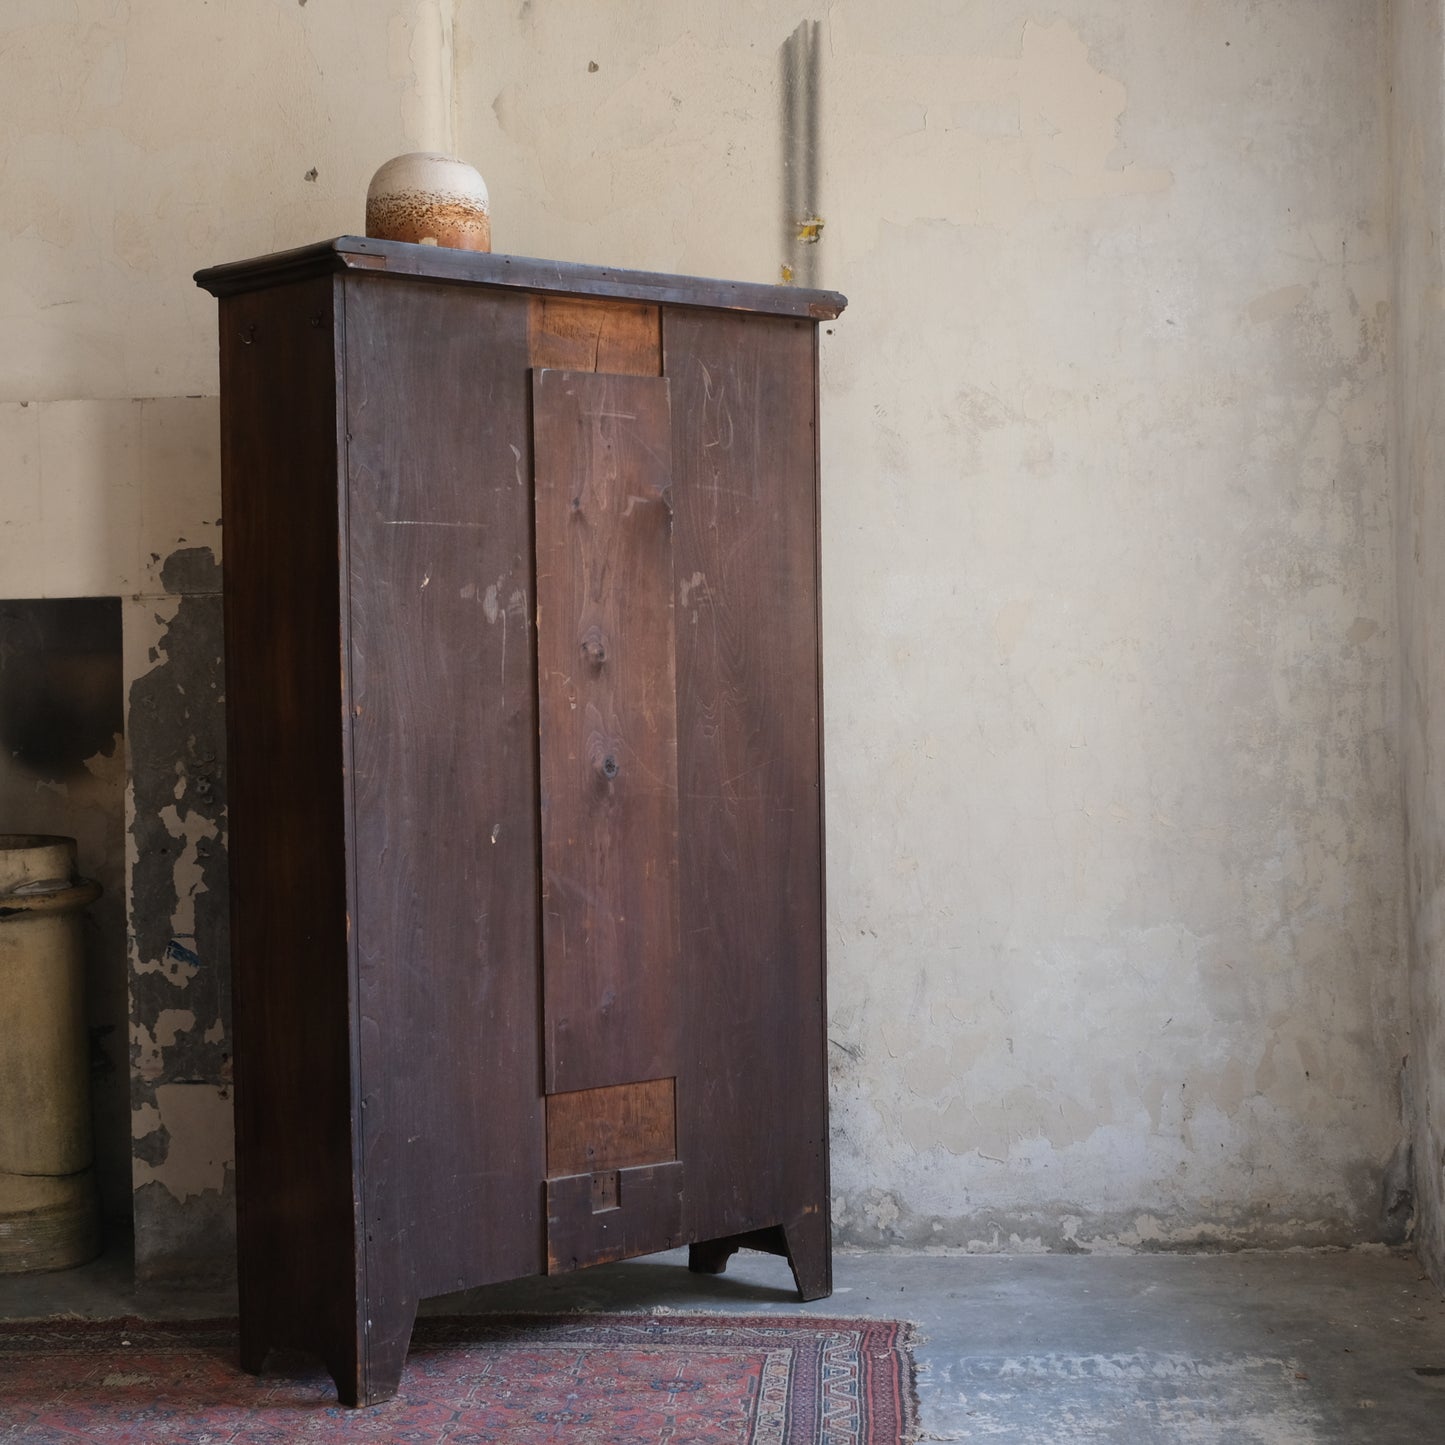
1393 0 1445 1291
0 0 1427 1275
0 0 431 1280
461 1 1406 1252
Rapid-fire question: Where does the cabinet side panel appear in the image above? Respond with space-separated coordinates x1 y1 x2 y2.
219 276 362 1377
664 310 829 1247
343 278 544 1317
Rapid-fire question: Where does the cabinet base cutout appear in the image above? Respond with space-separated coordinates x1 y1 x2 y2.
546 1161 684 1274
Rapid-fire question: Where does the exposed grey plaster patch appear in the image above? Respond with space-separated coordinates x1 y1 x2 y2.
831 1193 1406 1255
132 1121 170 1169
159 545 222 597
131 1176 237 1286
128 545 231 1281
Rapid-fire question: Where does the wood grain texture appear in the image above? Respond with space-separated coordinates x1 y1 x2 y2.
532 369 680 1095
207 252 841 1409
342 278 544 1388
217 276 365 1400
663 308 831 1292
196 237 848 320
546 1078 676 1177
545 1162 685 1274
528 297 661 375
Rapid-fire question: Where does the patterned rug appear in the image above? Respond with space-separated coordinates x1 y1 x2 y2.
0 1312 918 1443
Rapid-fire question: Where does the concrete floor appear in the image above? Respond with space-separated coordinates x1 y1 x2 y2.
3 1244 1445 1441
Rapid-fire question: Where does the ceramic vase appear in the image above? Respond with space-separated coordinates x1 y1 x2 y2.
365 152 491 252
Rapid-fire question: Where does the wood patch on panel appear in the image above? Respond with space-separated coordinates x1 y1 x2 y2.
532 368 680 1095
528 297 661 375
545 1162 684 1275
546 1078 677 1178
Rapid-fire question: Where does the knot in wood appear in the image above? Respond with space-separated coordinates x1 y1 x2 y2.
580 628 608 667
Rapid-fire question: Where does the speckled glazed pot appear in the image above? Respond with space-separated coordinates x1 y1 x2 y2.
365 152 491 252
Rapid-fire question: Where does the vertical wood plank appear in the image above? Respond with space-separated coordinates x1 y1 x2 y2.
664 309 830 1275
343 278 544 1351
219 275 365 1397
532 369 680 1095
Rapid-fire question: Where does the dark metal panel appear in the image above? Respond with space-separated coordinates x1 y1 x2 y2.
342 278 545 1337
664 307 831 1289
532 369 680 1095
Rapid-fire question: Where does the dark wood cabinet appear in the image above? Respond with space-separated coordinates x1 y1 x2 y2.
196 239 846 1406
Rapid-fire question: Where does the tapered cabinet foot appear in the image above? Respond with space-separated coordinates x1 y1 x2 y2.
687 1212 831 1302
237 1303 415 1407
779 1210 831 1302
238 1324 270 1377
334 1298 418 1407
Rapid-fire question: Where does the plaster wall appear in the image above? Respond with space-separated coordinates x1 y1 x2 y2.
1393 0 1445 1287
0 0 1411 1271
0 0 433 1276
460 0 1405 1250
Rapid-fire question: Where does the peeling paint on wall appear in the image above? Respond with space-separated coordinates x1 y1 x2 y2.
132 1081 234 1203
127 545 231 1280
0 0 1420 1277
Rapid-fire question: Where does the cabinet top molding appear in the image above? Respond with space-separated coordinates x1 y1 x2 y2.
195 236 847 320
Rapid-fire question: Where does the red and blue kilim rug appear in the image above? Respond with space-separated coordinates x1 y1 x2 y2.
0 1312 918 1443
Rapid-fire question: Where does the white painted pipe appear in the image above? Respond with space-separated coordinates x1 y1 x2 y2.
0 835 101 1273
